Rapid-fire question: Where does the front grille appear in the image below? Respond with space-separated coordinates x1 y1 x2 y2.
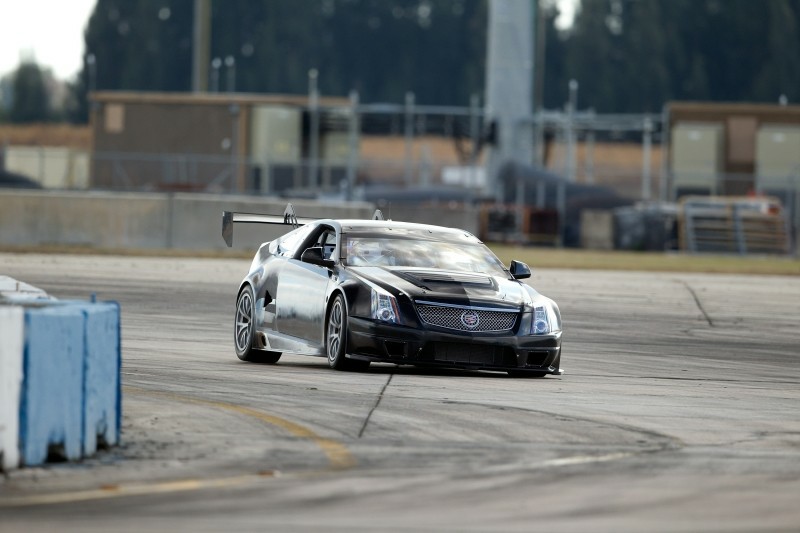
416 302 518 332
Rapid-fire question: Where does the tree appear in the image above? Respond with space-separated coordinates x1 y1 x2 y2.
752 0 800 103
70 0 488 119
67 0 800 119
69 0 193 122
10 60 50 123
560 0 800 111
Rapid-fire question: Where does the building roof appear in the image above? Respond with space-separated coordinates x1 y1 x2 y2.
90 91 350 108
667 101 800 125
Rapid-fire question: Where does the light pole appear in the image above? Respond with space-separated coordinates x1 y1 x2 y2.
566 79 578 183
345 90 360 202
557 79 578 247
642 116 653 201
224 55 236 92
86 53 96 93
308 68 320 189
210 57 221 92
404 92 415 186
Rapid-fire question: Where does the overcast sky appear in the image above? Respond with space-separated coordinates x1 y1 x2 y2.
0 0 579 81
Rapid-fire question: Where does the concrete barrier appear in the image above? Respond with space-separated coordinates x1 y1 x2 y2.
0 306 24 471
0 190 480 251
0 190 169 249
0 281 121 470
21 305 86 464
167 193 376 250
82 304 121 454
0 190 377 251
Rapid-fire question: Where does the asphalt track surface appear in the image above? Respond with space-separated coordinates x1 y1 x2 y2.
1 253 799 532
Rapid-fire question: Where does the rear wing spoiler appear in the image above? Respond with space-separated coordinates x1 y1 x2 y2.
221 203 385 247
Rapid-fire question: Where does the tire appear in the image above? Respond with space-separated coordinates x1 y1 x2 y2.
235 285 281 364
326 294 369 371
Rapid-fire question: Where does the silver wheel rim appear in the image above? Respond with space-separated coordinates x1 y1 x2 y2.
328 299 343 362
236 290 253 353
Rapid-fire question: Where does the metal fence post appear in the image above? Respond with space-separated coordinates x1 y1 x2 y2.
469 93 480 187
404 92 415 186
345 90 360 201
210 57 221 92
230 103 240 192
642 116 653 201
225 56 236 93
566 80 578 183
585 129 595 184
659 104 670 202
308 69 320 190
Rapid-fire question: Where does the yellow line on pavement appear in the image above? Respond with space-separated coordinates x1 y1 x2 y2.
193 400 356 470
0 387 355 508
125 386 356 470
0 472 277 508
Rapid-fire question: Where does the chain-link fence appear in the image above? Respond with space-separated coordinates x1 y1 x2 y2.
3 97 797 253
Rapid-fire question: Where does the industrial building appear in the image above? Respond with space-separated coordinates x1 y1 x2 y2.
89 91 351 193
668 101 800 199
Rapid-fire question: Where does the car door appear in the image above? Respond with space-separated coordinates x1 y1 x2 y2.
275 225 337 351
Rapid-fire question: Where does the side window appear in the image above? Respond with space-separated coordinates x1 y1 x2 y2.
317 229 337 260
300 226 338 261
277 224 315 258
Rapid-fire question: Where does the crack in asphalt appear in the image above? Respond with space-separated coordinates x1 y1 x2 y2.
433 398 685 453
358 373 394 438
609 375 800 385
680 280 714 326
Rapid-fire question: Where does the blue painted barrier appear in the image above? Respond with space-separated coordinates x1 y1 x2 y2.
82 303 121 454
0 290 121 470
21 306 86 464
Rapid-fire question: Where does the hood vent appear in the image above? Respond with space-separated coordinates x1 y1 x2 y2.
400 270 494 287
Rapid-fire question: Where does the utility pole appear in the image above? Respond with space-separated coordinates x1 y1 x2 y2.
485 0 535 200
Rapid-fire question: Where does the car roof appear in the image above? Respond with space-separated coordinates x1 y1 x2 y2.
318 219 483 243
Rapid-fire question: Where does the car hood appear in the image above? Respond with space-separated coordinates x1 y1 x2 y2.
348 266 536 309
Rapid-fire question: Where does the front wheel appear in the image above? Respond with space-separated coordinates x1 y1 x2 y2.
326 295 368 371
235 286 281 364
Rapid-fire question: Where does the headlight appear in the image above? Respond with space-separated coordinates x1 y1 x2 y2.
531 305 550 334
371 288 400 323
529 299 561 335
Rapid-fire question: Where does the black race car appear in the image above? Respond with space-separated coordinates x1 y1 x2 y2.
223 205 563 377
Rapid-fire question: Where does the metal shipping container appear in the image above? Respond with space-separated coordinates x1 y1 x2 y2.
670 122 723 197
756 125 800 191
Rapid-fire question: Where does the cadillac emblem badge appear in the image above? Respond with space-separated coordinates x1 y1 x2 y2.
460 310 480 329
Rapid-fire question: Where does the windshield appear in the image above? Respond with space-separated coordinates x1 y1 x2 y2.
344 237 508 276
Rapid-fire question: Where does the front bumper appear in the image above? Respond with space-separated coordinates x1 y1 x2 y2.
347 317 562 374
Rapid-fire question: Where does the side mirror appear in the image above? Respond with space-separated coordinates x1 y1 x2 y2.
509 260 531 280
301 247 335 268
